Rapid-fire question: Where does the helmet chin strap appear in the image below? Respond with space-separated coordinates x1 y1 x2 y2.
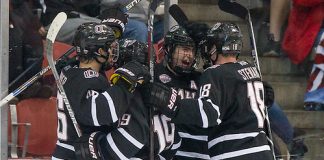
210 50 218 65
94 53 112 71
166 63 180 76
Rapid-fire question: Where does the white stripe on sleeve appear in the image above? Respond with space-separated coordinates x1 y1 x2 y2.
206 99 222 125
211 145 271 160
103 92 118 122
91 93 99 126
107 133 128 160
118 128 144 149
198 98 208 128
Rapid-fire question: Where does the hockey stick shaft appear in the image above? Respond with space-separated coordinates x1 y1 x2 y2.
148 0 163 159
0 47 75 107
46 12 82 137
247 12 262 79
8 57 43 90
168 4 189 27
0 56 43 99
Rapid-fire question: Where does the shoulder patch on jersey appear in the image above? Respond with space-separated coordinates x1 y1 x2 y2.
84 70 99 79
237 61 249 66
159 74 172 83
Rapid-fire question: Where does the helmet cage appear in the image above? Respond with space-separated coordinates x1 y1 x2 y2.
164 26 197 74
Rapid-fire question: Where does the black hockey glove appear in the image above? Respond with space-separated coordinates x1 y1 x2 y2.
142 82 180 118
263 81 275 107
110 60 151 93
55 56 78 74
184 21 210 46
99 5 128 39
74 131 108 160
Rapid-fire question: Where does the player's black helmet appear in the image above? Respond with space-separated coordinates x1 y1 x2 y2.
164 25 196 74
114 38 148 68
73 22 116 60
205 22 243 58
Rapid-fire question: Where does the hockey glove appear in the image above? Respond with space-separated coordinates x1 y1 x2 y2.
74 131 108 160
55 56 78 74
143 82 180 118
263 81 275 107
99 5 128 38
110 60 151 93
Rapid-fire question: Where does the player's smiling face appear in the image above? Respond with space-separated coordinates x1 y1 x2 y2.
172 45 195 69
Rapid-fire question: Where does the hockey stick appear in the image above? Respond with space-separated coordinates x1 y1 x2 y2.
218 0 274 158
218 0 262 79
46 12 82 137
0 56 43 99
0 47 75 107
8 57 43 90
124 0 143 11
168 4 189 27
147 0 163 159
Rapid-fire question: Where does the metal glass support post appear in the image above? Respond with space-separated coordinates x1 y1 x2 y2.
0 0 9 158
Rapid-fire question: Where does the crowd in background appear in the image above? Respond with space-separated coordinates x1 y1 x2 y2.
6 0 323 159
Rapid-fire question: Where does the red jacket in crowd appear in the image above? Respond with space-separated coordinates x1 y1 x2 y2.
282 0 324 64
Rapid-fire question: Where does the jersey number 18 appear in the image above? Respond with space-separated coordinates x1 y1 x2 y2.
247 81 266 128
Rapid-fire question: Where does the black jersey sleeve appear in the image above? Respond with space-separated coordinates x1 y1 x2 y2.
101 93 149 159
63 68 134 127
77 85 133 126
172 67 225 128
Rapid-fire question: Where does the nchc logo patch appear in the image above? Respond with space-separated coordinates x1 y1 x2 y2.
159 74 172 83
84 70 99 78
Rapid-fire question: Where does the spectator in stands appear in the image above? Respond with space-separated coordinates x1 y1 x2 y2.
39 0 128 44
9 0 52 101
101 0 164 43
268 102 308 158
262 0 291 56
282 0 324 111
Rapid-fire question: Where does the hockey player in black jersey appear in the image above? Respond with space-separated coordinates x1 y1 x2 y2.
52 22 150 160
151 26 210 160
145 22 275 160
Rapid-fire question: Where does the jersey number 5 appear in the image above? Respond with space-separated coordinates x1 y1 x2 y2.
247 81 266 128
57 93 68 141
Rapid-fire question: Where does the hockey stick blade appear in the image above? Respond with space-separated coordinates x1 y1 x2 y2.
46 12 82 137
218 0 248 20
169 4 189 27
47 12 67 43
